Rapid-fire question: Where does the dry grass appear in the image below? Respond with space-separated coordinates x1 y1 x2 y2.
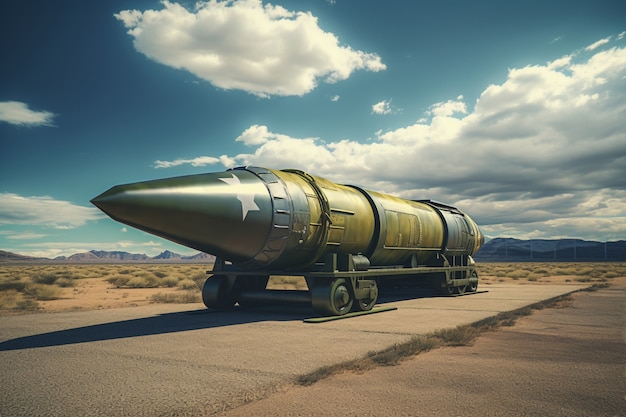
0 263 210 313
150 291 201 303
0 262 623 314
476 262 626 284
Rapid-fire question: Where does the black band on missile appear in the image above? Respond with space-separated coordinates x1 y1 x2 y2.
234 166 293 269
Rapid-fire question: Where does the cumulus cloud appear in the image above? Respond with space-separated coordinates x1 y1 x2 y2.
427 96 467 117
156 36 626 240
0 193 103 229
115 0 385 97
372 99 392 115
0 101 55 126
235 124 275 145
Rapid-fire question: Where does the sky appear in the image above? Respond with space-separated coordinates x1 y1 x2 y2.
1 0 625 258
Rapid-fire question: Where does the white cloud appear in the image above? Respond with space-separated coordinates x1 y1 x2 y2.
427 96 466 117
154 156 220 168
115 0 385 97
6 232 48 240
0 193 102 229
230 127 331 169
331 95 340 102
152 36 626 240
235 124 274 145
585 36 611 51
372 99 392 115
0 101 55 126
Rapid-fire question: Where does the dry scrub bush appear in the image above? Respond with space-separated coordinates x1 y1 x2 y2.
32 272 58 285
506 269 529 279
126 276 157 288
161 276 180 288
134 271 160 286
0 289 39 311
177 279 198 290
433 325 479 346
0 278 28 292
16 298 39 311
151 291 200 303
150 270 168 279
0 290 39 311
24 284 62 300
477 262 626 283
191 273 207 289
107 275 131 288
56 278 76 287
0 289 20 309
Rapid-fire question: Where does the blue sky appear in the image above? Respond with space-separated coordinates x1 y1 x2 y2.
1 0 625 258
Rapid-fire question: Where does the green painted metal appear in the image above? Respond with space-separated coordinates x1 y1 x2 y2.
92 166 485 315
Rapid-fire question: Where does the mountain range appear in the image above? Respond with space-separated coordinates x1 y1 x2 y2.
0 249 215 263
2 238 624 263
474 238 626 262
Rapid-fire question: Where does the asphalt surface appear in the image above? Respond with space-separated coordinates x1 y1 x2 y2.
223 282 626 417
0 283 588 417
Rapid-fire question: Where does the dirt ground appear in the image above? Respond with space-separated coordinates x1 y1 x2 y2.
11 272 598 314
34 277 182 312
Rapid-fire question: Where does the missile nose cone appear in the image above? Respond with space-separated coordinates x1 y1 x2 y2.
90 189 123 218
91 171 274 263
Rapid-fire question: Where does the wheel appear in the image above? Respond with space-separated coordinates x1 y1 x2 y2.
440 281 455 295
202 275 236 310
437 272 455 295
356 296 376 311
354 284 378 312
311 278 354 316
456 285 466 295
467 271 478 292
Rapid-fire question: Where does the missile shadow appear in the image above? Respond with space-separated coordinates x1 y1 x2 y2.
0 307 307 351
0 286 453 351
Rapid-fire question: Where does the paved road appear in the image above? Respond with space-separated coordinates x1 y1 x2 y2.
222 282 626 417
0 284 584 417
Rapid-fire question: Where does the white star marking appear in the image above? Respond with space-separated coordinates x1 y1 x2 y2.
219 174 260 221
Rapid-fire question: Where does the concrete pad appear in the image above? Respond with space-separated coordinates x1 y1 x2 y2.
0 283 586 417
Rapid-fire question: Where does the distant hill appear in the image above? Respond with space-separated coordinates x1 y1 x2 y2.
474 238 626 262
0 250 43 262
59 251 152 262
0 250 216 263
153 250 181 260
4 239 624 263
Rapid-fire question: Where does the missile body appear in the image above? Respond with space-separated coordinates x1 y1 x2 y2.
92 166 484 316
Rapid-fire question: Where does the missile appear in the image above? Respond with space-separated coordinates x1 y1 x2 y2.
92 166 484 315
